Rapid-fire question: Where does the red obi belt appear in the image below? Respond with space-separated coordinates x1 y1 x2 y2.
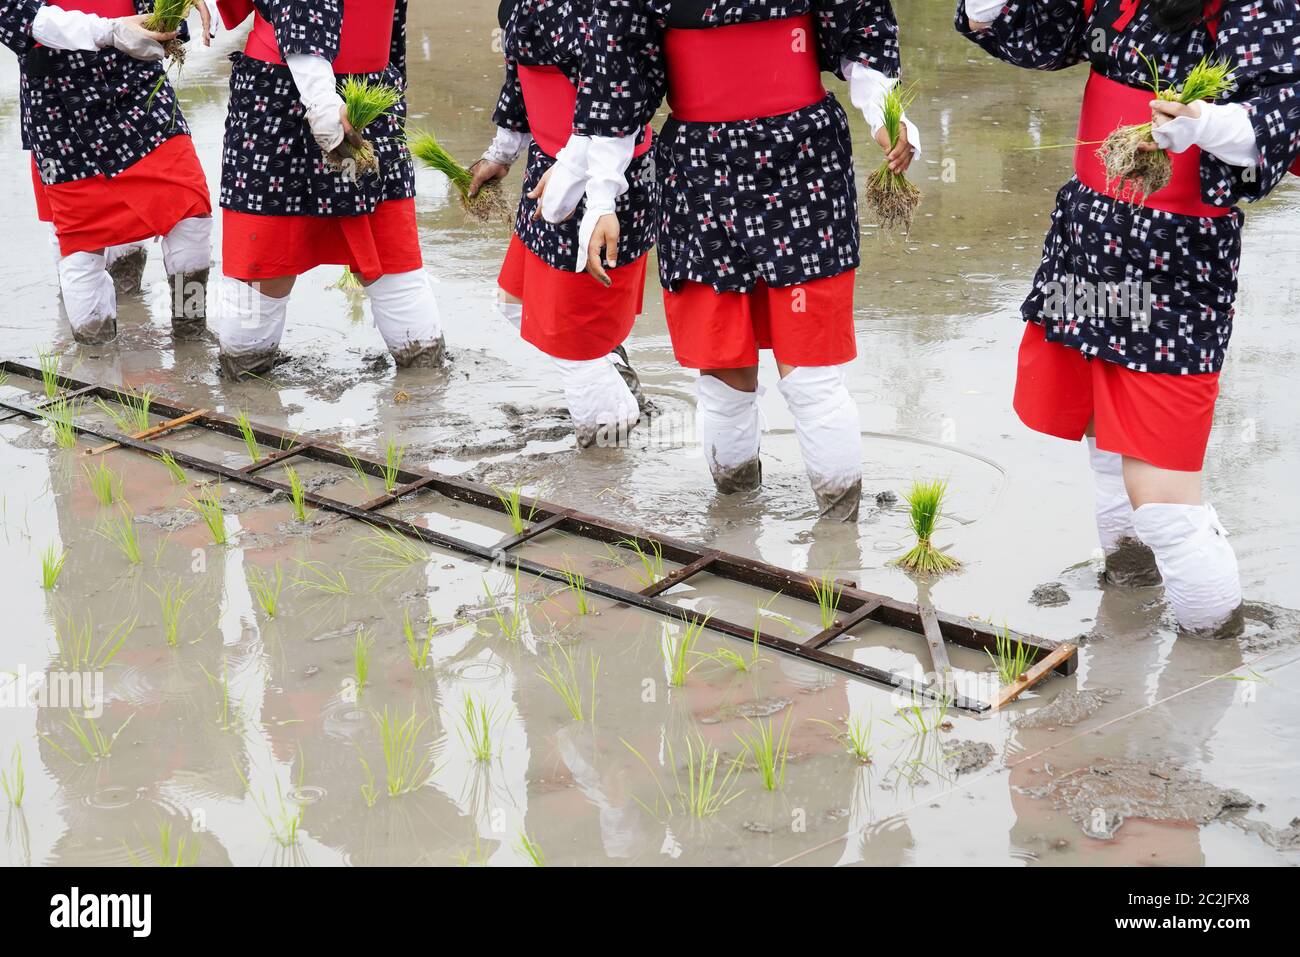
218 0 395 73
663 14 827 123
518 65 653 159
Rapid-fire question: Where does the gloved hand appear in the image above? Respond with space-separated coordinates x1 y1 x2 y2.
105 15 172 61
1150 99 1260 168
286 53 353 155
306 98 348 154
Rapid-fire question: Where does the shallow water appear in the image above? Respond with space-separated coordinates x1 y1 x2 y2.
0 2 1296 866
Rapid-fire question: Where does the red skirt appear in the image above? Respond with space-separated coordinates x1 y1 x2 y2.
1013 321 1220 472
662 272 856 369
497 234 645 360
32 136 212 256
223 198 423 282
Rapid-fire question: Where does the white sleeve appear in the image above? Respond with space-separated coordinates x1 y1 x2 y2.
482 126 532 166
539 135 592 223
583 135 637 216
1150 101 1260 169
201 0 221 38
31 5 115 51
842 60 922 159
286 53 341 111
964 0 1008 23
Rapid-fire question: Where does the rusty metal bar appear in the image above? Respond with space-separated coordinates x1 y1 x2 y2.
803 599 884 650
639 552 719 598
491 510 572 553
241 442 309 475
359 475 438 512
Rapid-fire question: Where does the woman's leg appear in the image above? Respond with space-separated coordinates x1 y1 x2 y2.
359 270 446 368
698 366 762 492
161 214 213 340
1086 430 1162 586
215 276 295 381
57 246 117 345
776 361 863 522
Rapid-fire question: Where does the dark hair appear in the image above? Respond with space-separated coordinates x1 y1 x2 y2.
1150 0 1209 33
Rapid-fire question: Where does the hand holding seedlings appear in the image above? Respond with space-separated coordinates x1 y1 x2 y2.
468 158 511 197
1140 98 1203 149
329 78 401 179
410 128 512 223
866 84 923 234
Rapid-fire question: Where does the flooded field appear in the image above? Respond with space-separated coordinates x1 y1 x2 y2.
0 2 1297 867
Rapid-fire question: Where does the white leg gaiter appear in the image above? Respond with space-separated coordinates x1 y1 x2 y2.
777 366 863 521
1133 503 1243 636
162 216 212 339
552 354 640 449
495 298 523 330
1089 439 1162 586
58 251 117 344
364 269 446 368
696 375 762 493
215 278 289 380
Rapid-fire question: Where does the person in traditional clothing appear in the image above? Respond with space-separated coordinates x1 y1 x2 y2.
212 0 443 380
543 0 919 521
2 0 216 344
958 0 1300 636
469 0 657 449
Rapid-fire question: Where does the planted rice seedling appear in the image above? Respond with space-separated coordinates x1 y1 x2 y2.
354 627 373 693
95 388 153 434
987 625 1037 686
492 482 536 535
375 706 433 797
40 543 67 591
96 508 142 565
1 745 22 807
125 821 200 867
233 762 303 848
894 478 961 576
616 537 664 589
483 568 525 641
403 610 437 671
358 753 379 808
410 127 512 223
44 712 134 765
41 396 80 449
560 563 593 616
811 713 874 763
517 832 546 867
335 77 402 177
53 612 134 671
38 347 60 399
293 559 350 597
536 642 599 723
343 449 373 495
865 83 922 233
189 484 228 545
623 733 745 821
234 410 261 464
199 663 238 732
889 693 950 740
361 525 427 570
247 564 283 619
458 692 506 763
1100 55 1236 202
85 461 121 506
146 577 196 647
382 438 404 493
809 569 843 630
285 465 308 521
662 615 709 688
735 711 793 791
157 451 187 484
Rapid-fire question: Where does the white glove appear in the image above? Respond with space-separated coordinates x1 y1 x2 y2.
843 60 922 160
540 135 592 223
482 126 531 166
108 17 167 61
287 53 346 153
576 207 603 272
965 0 1007 24
1151 100 1260 168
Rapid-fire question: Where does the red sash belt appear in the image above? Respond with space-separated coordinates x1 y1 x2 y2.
1076 71 1230 217
664 14 826 123
517 65 653 159
239 1 395 75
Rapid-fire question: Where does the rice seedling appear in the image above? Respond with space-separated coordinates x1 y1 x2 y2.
329 267 364 294
1 745 22 807
247 564 284 619
894 478 961 576
125 821 199 867
889 693 950 740
361 525 427 571
95 388 153 434
455 837 488 867
234 409 261 464
536 642 599 723
85 461 121 506
353 627 373 694
375 706 433 797
483 568 525 641
293 559 351 597
735 711 794 791
285 465 308 521
458 693 506 763
381 438 404 493
343 449 373 495
492 483 536 535
809 569 843 630
157 450 187 484
1100 54 1237 202
40 543 66 591
146 578 196 647
410 127 512 223
560 563 593 616
144 0 199 63
44 712 134 764
517 832 546 867
38 347 60 399
623 733 745 821
616 537 664 589
865 82 922 233
811 713 874 763
233 761 303 848
188 484 227 545
53 612 134 671
335 77 402 177
41 395 80 449
403 610 437 671
358 753 379 808
662 615 709 688
986 625 1037 686
199 662 240 731
96 508 142 565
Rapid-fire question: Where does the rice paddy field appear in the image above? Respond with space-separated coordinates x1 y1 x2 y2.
0 2 1297 867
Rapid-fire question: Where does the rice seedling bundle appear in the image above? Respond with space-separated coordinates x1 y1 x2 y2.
336 77 402 178
894 478 961 576
865 83 922 234
144 0 199 63
409 128 512 224
1099 56 1236 203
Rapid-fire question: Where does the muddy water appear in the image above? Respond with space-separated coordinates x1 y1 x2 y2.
0 3 1297 866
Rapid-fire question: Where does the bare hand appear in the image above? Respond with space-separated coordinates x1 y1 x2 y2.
468 159 510 197
586 214 619 287
1138 99 1202 151
194 2 212 46
875 122 914 174
968 19 993 31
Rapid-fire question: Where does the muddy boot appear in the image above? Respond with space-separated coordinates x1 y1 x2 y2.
1103 536 1163 587
169 269 209 340
813 477 862 523
219 348 279 382
610 344 653 415
391 335 447 369
107 247 148 296
711 457 762 494
71 314 117 346
1182 604 1246 641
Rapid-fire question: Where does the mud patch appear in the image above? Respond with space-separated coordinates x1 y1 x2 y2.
702 695 794 724
943 740 995 775
1029 581 1071 608
1024 760 1256 840
1014 689 1115 730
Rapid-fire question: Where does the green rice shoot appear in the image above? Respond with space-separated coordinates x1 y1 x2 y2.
147 577 196 647
865 82 922 233
97 508 142 565
85 461 121 507
44 712 134 765
735 711 793 791
894 478 961 576
125 821 199 867
809 569 843 630
536 642 599 723
38 347 60 399
144 0 198 63
459 692 506 763
517 832 546 867
40 543 67 591
157 451 187 484
409 127 512 224
285 465 308 522
41 396 80 449
248 564 284 618
623 733 745 821
189 484 227 545
986 624 1038 686
54 612 134 671
492 482 536 535
375 706 433 797
336 77 402 177
662 615 709 688
235 410 260 464
382 438 404 493
1 745 23 807
811 713 875 763
483 568 525 641
403 609 437 671
354 627 373 694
